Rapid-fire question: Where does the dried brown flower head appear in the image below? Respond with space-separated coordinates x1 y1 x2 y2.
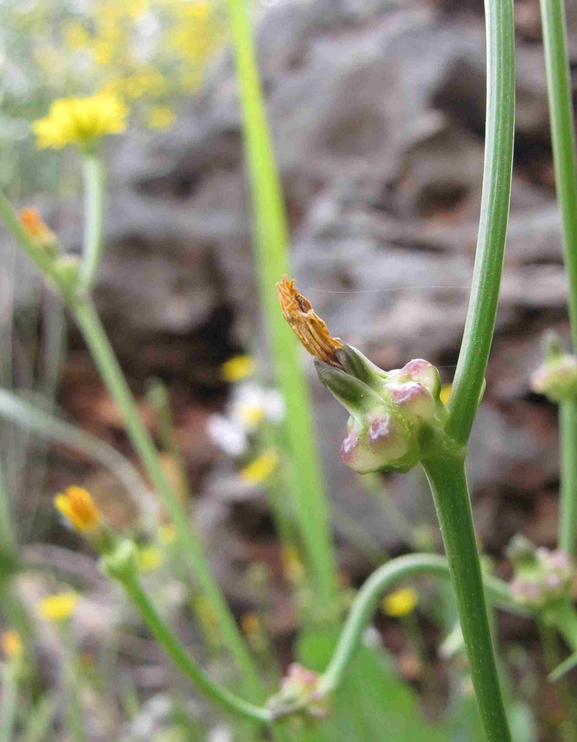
276 276 343 367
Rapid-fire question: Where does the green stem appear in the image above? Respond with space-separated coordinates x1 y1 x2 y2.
319 552 516 696
78 152 105 295
539 0 577 349
71 300 263 699
0 453 16 564
422 453 511 742
445 0 515 446
552 599 577 651
0 192 66 295
62 624 86 742
538 0 577 556
120 574 272 724
0 665 18 742
559 401 577 554
226 0 338 609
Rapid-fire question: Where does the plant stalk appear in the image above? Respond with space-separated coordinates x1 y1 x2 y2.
445 0 515 446
72 299 263 699
120 573 273 724
226 0 338 609
422 453 511 742
78 152 105 295
319 552 517 697
539 0 577 555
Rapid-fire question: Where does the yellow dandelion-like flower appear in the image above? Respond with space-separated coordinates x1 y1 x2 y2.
221 355 256 383
382 588 418 617
33 93 128 150
239 449 279 484
147 105 176 130
39 592 79 622
440 384 452 406
54 486 102 533
139 547 163 572
1 631 22 660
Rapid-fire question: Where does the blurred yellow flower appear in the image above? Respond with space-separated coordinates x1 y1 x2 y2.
239 449 279 484
440 384 452 406
54 486 102 533
19 207 56 249
64 21 91 51
147 105 176 130
139 547 163 572
382 588 418 617
281 544 305 584
39 592 79 622
158 524 177 545
238 404 265 428
221 355 255 383
241 612 262 636
33 93 128 149
1 631 22 660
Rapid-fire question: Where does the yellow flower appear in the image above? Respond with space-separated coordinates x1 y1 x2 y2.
382 588 418 617
158 524 177 545
139 547 163 572
39 592 79 622
241 612 262 636
63 21 91 51
239 449 279 484
54 486 101 533
1 631 22 660
19 207 57 249
440 384 452 406
238 403 265 428
33 93 128 150
221 355 256 383
281 545 305 585
147 105 176 130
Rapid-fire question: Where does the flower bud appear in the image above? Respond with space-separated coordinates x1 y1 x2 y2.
267 663 329 720
508 536 574 610
101 540 140 583
531 354 577 403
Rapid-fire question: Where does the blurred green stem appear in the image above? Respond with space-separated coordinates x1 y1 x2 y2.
61 624 86 742
226 0 338 610
119 572 273 724
538 0 577 555
0 664 18 742
72 299 263 699
445 0 515 446
319 553 517 697
78 152 105 295
422 453 510 742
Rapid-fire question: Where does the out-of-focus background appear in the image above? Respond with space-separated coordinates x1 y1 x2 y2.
1 0 576 738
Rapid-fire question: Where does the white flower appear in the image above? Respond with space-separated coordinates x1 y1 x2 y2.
206 414 248 456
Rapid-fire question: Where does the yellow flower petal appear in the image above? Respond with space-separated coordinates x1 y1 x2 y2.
1 631 22 660
139 547 163 572
239 449 279 484
440 384 452 406
54 486 101 533
221 355 256 383
382 588 418 617
39 592 79 622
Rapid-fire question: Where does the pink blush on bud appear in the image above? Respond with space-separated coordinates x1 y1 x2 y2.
368 416 391 441
340 432 360 465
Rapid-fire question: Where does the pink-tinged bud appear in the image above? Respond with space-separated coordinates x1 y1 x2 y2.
386 382 436 422
509 539 574 609
390 359 441 398
531 354 577 403
268 663 330 721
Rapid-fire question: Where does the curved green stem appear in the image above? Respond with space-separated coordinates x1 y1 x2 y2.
226 0 338 609
422 453 511 742
0 665 18 742
538 0 577 556
446 0 515 446
78 152 105 295
71 300 263 700
120 573 273 724
319 552 516 696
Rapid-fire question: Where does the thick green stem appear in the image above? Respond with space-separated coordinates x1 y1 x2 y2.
78 152 105 295
71 300 263 699
559 401 577 554
319 553 517 696
226 0 338 609
539 0 577 555
422 453 511 742
552 600 577 651
120 574 272 723
446 0 515 446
